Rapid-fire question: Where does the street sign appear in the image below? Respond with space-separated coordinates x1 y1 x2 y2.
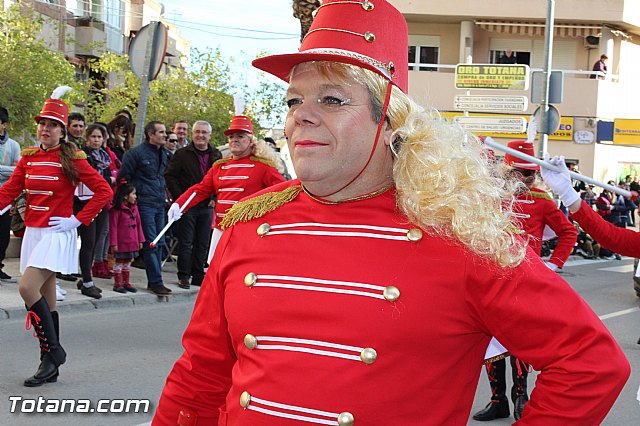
454 95 528 112
129 22 168 81
454 116 527 133
455 64 530 90
533 104 561 134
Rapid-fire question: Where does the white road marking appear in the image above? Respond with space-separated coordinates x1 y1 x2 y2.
562 256 633 268
563 258 612 267
599 264 635 273
598 307 640 320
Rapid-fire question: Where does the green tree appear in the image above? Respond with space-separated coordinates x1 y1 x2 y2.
86 48 237 146
0 1 79 144
86 46 287 145
237 50 288 130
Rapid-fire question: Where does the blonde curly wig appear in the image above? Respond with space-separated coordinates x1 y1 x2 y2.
305 62 527 267
252 138 285 174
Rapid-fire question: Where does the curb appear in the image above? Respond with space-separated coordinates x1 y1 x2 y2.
0 289 199 322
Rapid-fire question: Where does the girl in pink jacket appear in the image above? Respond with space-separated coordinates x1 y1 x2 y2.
109 183 144 293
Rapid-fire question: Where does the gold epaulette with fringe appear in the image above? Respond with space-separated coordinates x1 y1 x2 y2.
214 157 233 166
250 155 276 168
527 189 553 201
74 150 87 160
219 185 302 230
20 147 39 157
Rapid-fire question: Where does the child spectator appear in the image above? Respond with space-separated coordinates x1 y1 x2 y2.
109 183 144 293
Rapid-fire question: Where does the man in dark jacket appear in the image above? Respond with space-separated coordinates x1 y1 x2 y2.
117 121 172 295
165 121 221 288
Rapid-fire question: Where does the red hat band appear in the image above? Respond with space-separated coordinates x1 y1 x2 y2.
34 99 68 127
504 141 540 171
224 116 253 136
253 0 408 93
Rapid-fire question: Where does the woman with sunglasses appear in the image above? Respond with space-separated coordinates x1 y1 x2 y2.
165 132 179 156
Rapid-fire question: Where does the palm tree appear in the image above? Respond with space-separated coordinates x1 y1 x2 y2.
292 0 321 41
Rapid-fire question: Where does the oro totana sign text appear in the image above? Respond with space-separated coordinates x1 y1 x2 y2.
455 64 530 90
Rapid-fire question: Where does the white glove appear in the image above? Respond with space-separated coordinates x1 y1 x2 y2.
48 215 81 232
544 261 559 272
540 153 580 207
167 202 182 222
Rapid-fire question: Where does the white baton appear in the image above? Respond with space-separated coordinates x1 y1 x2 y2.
149 191 197 248
484 137 632 198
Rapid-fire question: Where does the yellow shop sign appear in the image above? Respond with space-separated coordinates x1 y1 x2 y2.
613 119 640 145
442 112 574 141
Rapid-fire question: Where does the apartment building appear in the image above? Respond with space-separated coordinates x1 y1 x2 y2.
4 0 190 81
390 0 640 183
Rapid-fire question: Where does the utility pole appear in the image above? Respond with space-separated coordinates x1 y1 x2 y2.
538 0 555 157
58 0 66 53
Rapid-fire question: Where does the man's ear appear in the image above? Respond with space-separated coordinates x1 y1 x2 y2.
382 119 394 147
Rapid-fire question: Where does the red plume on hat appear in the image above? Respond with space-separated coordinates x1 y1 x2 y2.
224 96 253 136
34 86 72 127
252 0 408 93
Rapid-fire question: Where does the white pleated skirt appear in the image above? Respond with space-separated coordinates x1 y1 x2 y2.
20 226 79 274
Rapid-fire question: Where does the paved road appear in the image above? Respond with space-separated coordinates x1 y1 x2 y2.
0 256 638 425
0 302 192 426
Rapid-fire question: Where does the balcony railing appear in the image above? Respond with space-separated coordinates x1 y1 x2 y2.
407 65 625 118
408 63 613 81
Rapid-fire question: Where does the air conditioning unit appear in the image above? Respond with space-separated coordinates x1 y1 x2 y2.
584 35 600 49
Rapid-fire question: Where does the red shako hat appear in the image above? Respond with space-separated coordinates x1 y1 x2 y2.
34 86 72 127
252 0 408 93
224 116 253 136
504 140 540 170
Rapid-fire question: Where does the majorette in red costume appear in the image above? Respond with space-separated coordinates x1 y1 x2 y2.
153 2 629 425
474 140 578 421
0 86 111 388
504 140 577 269
171 106 284 263
541 153 640 403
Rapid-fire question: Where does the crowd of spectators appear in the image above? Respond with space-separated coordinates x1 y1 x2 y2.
1 107 290 299
565 162 639 260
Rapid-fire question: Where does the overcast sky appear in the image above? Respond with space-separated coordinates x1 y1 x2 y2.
161 0 301 61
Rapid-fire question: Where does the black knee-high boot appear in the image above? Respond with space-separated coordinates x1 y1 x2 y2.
473 358 510 421
24 298 66 387
39 311 59 361
510 357 530 420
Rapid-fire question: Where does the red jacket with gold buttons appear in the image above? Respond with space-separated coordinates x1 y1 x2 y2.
154 180 628 426
513 187 577 268
0 145 112 227
175 155 285 229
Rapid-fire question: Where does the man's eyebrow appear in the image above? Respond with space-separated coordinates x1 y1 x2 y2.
286 83 349 96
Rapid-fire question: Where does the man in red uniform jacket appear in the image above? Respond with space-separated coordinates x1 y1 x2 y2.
168 116 284 264
153 2 629 425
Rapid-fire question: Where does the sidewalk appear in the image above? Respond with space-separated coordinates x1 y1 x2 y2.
0 256 199 321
